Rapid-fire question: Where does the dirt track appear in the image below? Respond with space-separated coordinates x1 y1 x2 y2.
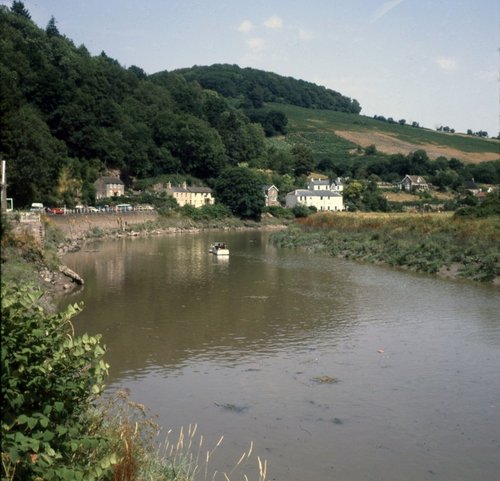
335 130 500 164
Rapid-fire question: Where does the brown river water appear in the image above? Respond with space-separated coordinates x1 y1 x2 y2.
61 230 500 481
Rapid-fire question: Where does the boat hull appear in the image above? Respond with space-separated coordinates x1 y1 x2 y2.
210 242 229 256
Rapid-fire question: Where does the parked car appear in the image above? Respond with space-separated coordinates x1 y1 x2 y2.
116 203 133 212
87 206 99 212
47 207 64 215
30 202 44 212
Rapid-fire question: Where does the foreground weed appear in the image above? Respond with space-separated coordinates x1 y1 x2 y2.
156 425 267 481
96 392 268 481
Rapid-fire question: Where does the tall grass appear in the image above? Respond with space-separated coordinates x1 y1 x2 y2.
95 391 268 481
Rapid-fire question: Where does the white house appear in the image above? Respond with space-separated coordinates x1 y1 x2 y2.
399 175 429 192
307 177 344 193
308 178 331 191
286 178 344 211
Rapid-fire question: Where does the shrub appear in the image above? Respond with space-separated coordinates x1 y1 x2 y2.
264 205 294 219
179 203 232 221
292 204 310 218
1 282 113 480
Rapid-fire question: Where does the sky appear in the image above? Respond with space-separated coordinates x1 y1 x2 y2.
4 0 500 137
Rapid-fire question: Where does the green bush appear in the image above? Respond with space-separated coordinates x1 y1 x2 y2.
292 204 311 218
454 191 500 218
1 282 113 480
179 203 232 221
264 205 294 219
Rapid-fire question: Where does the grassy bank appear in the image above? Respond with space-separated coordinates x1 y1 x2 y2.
270 212 500 283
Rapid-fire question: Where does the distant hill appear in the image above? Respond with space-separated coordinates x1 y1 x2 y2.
266 104 500 165
168 64 361 113
1 3 498 209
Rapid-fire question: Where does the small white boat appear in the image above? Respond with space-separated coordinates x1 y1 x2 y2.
209 242 229 256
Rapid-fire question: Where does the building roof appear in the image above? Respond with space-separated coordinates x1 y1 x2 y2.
403 175 427 184
188 186 212 193
465 180 479 190
309 179 330 184
167 185 212 193
96 176 124 185
289 189 342 197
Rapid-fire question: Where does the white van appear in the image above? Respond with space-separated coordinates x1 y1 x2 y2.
115 203 132 212
30 202 44 212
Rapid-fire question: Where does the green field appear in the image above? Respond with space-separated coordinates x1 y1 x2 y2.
266 103 500 161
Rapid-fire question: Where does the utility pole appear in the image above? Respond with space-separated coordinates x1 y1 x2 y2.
1 160 7 212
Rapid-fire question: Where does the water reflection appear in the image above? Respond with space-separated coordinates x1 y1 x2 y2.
62 231 500 481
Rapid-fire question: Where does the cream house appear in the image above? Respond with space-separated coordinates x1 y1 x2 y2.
166 182 214 208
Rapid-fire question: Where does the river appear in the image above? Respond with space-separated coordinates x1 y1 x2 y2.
61 230 500 481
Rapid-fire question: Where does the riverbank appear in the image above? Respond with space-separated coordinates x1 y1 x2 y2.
270 212 500 284
51 213 288 255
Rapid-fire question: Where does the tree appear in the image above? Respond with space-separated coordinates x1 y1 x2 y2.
263 110 288 136
266 147 294 175
1 105 69 206
11 1 30 19
343 181 364 205
45 16 59 37
162 114 227 178
291 144 314 177
364 144 377 156
214 166 265 220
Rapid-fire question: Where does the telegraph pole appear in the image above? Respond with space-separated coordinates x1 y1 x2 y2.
1 160 7 212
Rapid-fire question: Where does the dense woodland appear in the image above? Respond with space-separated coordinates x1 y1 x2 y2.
170 64 361 113
1 2 498 213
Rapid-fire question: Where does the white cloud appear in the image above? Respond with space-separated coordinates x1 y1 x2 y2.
247 37 265 52
264 15 283 29
237 20 254 33
435 56 457 71
370 0 404 23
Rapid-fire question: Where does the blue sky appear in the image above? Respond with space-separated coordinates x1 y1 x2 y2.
5 0 499 137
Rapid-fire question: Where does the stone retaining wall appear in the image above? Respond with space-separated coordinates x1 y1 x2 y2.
45 212 158 238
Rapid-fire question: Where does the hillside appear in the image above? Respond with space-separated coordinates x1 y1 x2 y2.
0 7 269 207
169 63 361 113
266 104 500 165
1 3 498 212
